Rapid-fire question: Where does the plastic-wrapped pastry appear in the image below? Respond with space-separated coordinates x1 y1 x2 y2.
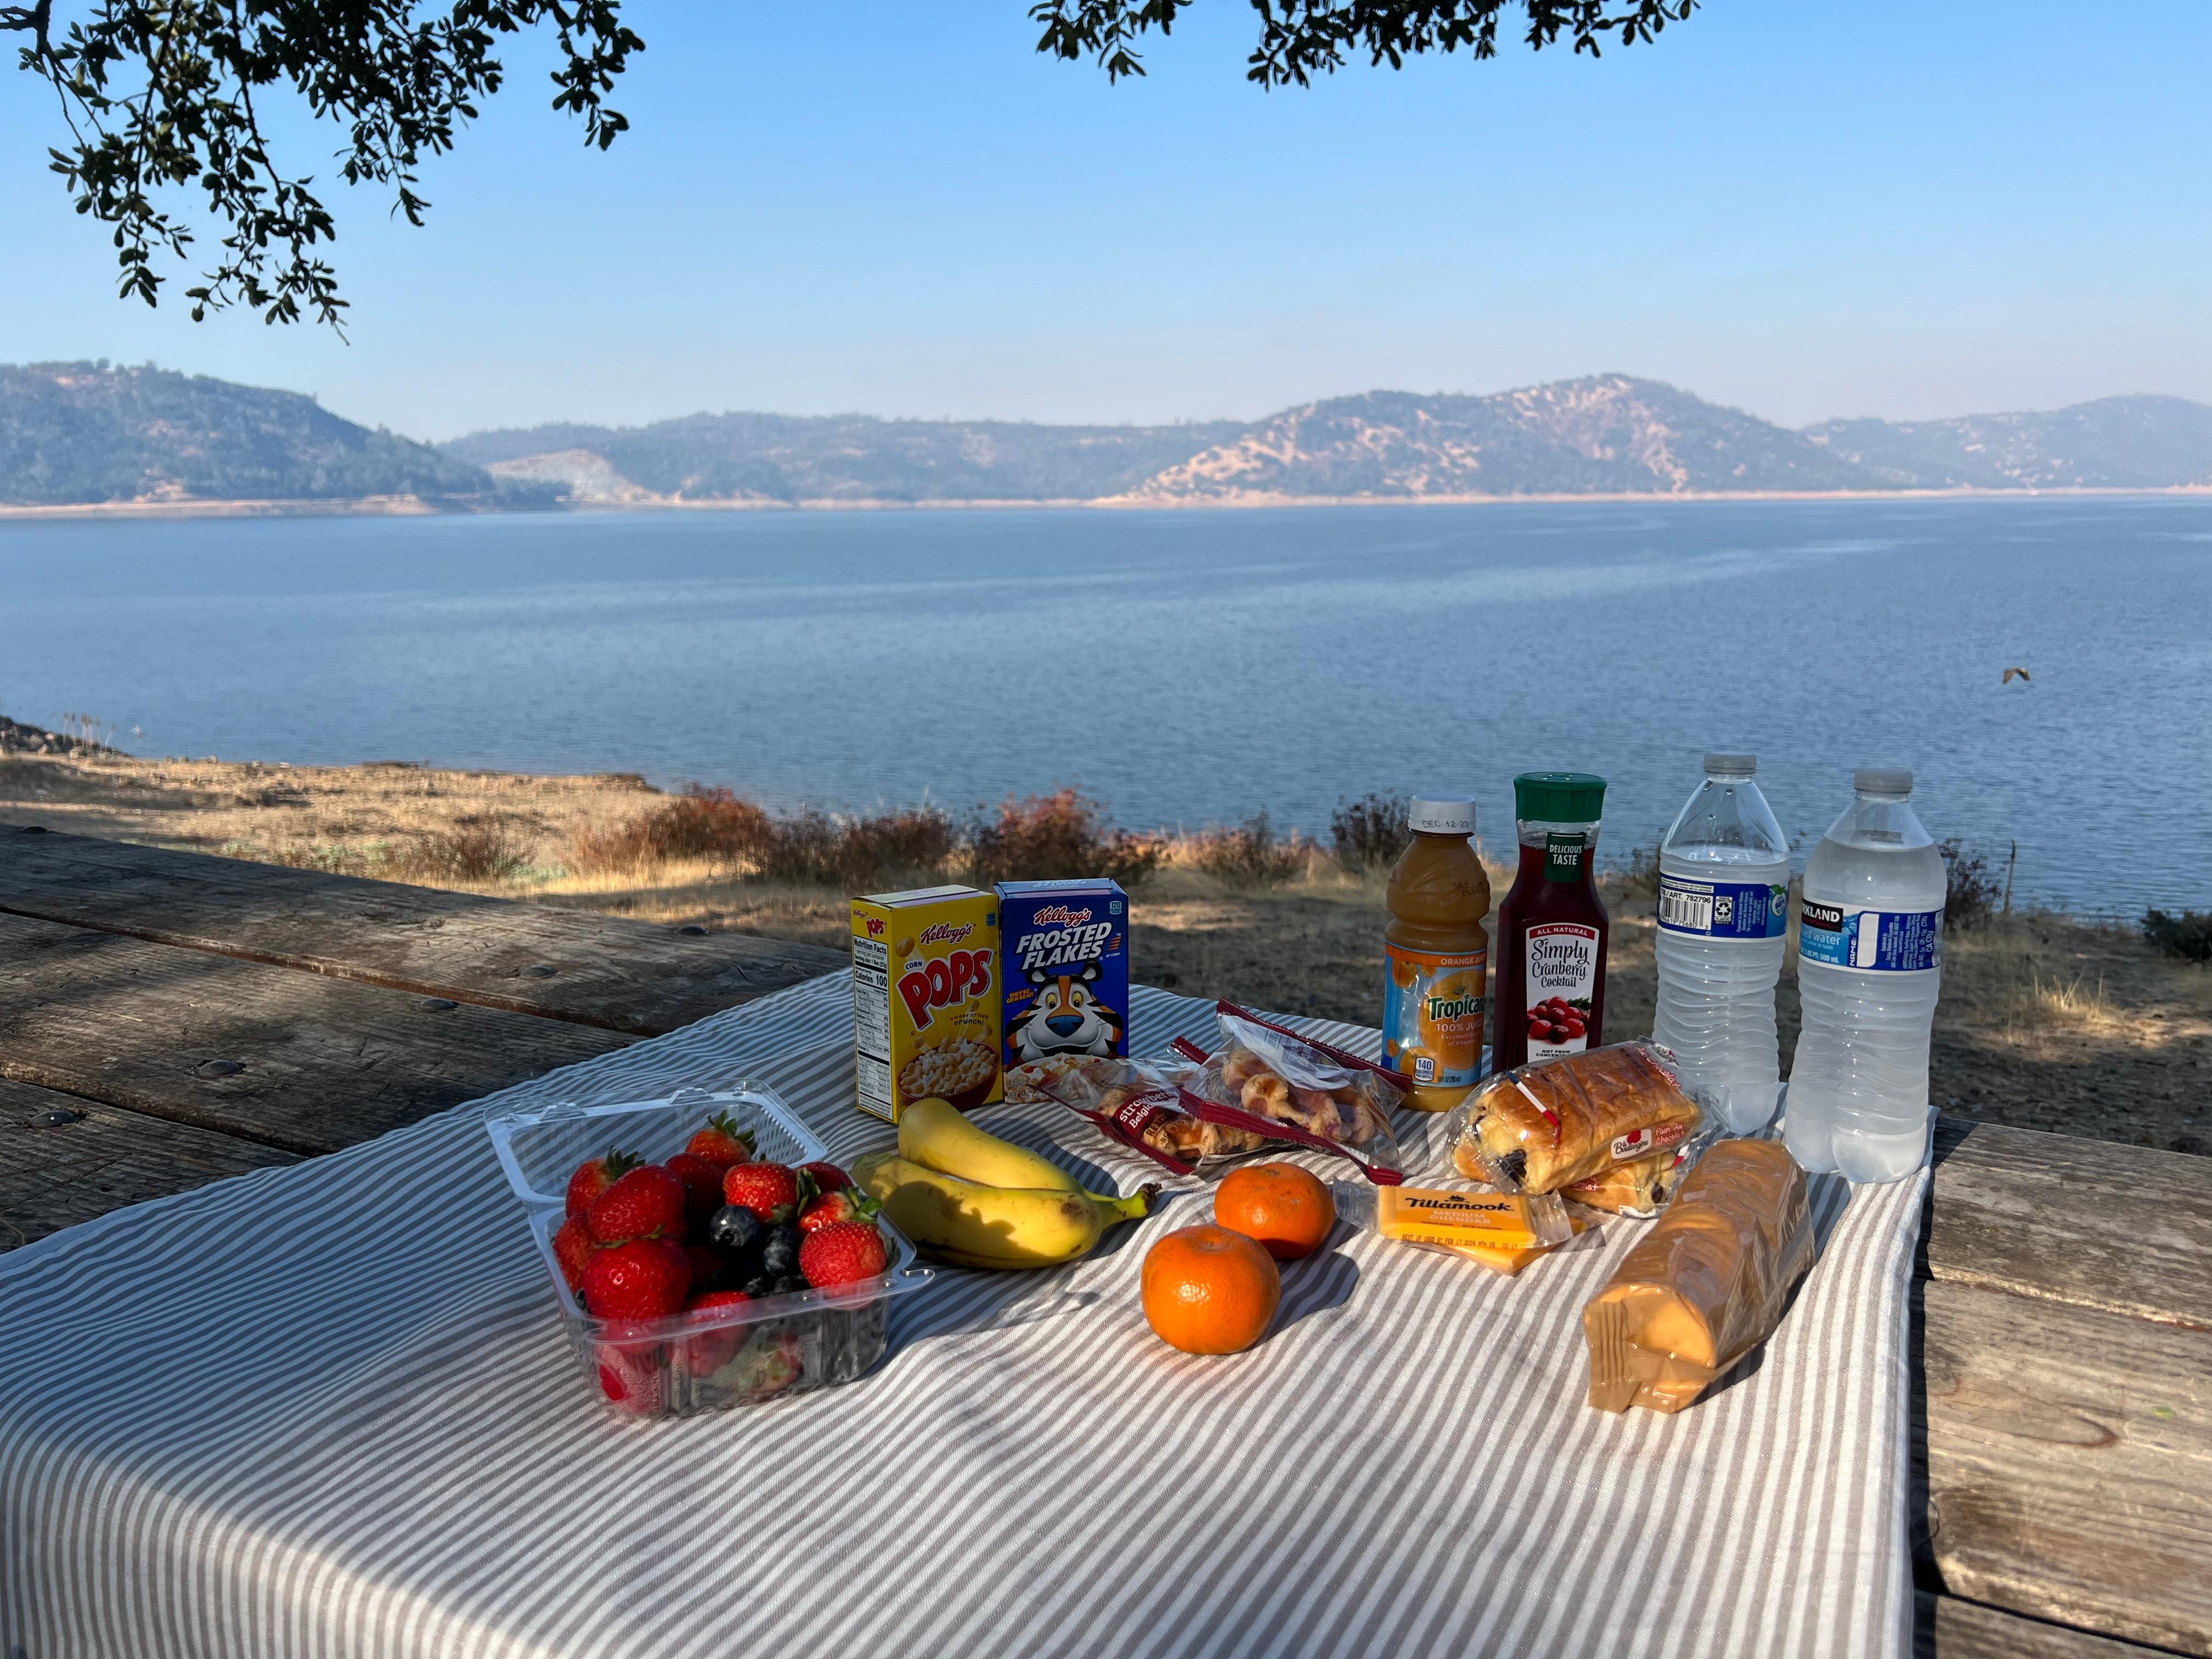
1174 1006 1406 1182
1449 1041 1701 1194
1037 1056 1269 1176
1562 1146 1685 1217
1583 1138 1816 1414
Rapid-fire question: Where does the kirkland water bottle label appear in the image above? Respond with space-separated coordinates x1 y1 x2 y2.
1797 901 1944 970
1656 876 1790 940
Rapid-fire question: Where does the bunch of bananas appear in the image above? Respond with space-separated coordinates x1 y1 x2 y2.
855 1098 1155 1271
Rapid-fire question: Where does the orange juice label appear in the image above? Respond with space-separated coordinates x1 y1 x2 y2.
1381 945 1486 1090
1374 1186 1571 1250
851 886 1002 1123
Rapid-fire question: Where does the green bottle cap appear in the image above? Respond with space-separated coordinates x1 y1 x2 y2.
1513 771 1607 825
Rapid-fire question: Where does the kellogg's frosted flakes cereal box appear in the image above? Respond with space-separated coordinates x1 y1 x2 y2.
851 885 1002 1123
996 880 1128 1073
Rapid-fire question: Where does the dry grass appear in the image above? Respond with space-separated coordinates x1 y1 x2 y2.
3 749 2205 1156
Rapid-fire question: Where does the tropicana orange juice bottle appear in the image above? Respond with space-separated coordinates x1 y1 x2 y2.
1382 796 1493 1113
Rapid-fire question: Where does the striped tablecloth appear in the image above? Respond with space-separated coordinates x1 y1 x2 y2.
0 974 1925 1659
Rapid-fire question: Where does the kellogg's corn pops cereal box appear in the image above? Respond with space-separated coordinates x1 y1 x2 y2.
851 885 1002 1123
996 879 1128 1070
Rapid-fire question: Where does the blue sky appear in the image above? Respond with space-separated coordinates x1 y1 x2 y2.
4 1 2209 439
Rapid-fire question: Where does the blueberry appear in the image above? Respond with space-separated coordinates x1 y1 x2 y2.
740 1276 775 1298
707 1205 763 1254
774 1275 807 1296
760 1225 801 1278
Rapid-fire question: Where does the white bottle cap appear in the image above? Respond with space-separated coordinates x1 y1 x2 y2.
1854 766 1914 797
1408 796 1476 835
1703 753 1757 777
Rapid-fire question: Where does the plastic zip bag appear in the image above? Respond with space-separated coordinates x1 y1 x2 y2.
1171 1003 1407 1183
1035 1056 1269 1178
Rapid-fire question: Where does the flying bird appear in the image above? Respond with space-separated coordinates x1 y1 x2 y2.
2001 667 2031 685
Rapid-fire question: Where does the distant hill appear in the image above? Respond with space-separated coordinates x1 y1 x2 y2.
1804 394 2212 488
9 362 2210 512
1125 376 1876 500
0 362 494 506
442 411 1251 504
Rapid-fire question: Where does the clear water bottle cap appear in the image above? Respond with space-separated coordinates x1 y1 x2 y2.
1854 765 1914 798
1703 753 1757 777
1408 795 1476 834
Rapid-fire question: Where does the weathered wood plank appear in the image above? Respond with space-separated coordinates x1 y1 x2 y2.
1928 1117 2212 1331
0 913 629 1155
0 826 844 1035
1916 1592 2176 1658
1919 1277 2212 1655
0 1075 298 1251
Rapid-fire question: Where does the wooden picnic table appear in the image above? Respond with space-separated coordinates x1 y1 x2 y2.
1 827 2203 1659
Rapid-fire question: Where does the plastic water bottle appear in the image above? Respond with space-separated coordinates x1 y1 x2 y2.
1785 767 1946 1184
1651 754 1791 1133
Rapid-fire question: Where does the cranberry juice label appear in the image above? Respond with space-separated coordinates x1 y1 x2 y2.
1797 901 1944 971
1657 876 1789 940
1523 922 1599 1060
1382 944 1486 1089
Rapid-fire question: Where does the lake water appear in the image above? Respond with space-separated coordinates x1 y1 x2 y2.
4 496 2209 916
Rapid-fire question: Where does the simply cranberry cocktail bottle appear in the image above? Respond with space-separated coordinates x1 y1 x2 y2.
1492 772 1610 1073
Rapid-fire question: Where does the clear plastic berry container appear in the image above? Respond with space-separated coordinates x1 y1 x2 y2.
485 1084 933 1420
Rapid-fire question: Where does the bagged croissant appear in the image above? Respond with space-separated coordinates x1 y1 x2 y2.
1583 1138 1818 1415
1449 1041 1702 1201
1031 1055 1269 1178
1172 1003 1406 1183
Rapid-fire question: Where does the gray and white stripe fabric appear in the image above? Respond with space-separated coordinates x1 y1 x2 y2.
1 973 1924 1658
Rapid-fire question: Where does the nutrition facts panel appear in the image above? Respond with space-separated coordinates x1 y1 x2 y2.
852 936 893 1109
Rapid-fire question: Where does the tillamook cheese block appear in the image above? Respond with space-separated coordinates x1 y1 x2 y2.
1582 1138 1816 1415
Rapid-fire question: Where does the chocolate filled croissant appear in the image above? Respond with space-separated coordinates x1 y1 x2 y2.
1564 1148 1681 1216
1451 1042 1701 1194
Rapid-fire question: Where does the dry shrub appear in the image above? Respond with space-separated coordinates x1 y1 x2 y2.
2143 908 2212 964
1330 792 1409 872
1939 838 2003 930
1192 811 1307 890
397 821 536 884
757 806 958 891
571 785 773 873
967 788 1167 889
1616 845 1663 903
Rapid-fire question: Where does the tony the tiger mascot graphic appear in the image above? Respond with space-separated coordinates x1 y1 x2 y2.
1008 961 1123 1062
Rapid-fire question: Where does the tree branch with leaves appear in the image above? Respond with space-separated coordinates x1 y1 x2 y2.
8 1 1694 331
4 0 641 330
1031 0 1696 85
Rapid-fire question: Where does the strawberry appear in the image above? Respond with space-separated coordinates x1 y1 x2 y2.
796 1185 879 1235
565 1147 641 1221
586 1164 690 1245
554 1217 602 1292
583 1237 692 1319
684 1244 726 1293
799 1220 889 1289
798 1160 853 1193
721 1161 799 1224
685 1111 757 1171
664 1152 729 1226
677 1289 754 1377
594 1319 666 1415
736 1330 803 1400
